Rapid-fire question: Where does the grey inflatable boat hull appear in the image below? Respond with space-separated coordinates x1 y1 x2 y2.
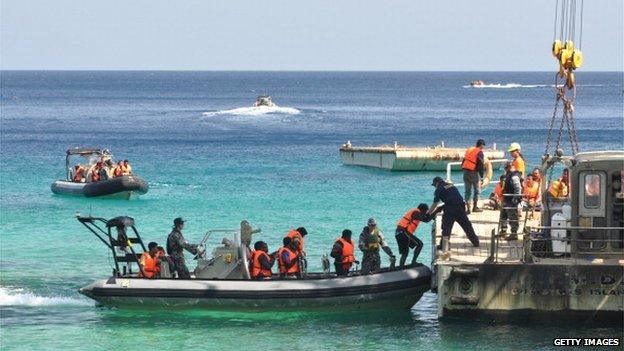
51 176 148 199
79 265 431 311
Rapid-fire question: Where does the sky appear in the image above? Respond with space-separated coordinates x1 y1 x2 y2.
1 0 622 71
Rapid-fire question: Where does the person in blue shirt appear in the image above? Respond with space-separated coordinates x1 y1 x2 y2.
427 177 480 250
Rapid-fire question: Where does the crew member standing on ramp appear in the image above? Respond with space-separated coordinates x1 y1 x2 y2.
427 177 480 251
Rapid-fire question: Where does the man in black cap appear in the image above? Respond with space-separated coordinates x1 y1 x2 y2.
427 177 480 250
166 217 198 279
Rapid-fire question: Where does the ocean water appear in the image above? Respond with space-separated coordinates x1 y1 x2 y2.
0 71 622 350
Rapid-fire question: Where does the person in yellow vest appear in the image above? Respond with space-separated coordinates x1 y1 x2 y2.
548 169 569 198
358 218 395 274
508 142 526 178
461 139 486 214
330 229 356 276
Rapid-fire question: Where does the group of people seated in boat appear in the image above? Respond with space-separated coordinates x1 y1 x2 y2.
136 207 436 280
248 209 439 280
71 159 132 183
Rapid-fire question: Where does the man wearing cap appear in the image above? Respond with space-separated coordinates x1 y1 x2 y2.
359 218 396 274
461 139 486 214
166 217 199 279
427 177 480 250
501 162 523 241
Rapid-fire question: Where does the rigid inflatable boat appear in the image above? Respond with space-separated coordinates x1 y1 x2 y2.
52 176 148 199
51 148 148 199
253 95 275 107
77 215 431 311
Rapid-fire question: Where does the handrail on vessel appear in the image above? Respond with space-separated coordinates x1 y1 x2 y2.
445 159 508 188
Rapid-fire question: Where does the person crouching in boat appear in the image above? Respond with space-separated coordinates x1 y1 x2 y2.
122 159 132 175
90 163 102 182
139 242 162 278
286 227 308 254
330 229 356 276
277 237 300 278
72 165 86 183
166 218 199 279
250 241 275 280
359 218 396 274
395 204 435 266
113 161 124 178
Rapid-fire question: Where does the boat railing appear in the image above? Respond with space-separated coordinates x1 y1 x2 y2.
445 159 508 188
489 225 624 264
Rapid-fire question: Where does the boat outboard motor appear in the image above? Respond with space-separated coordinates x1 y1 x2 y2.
321 254 330 273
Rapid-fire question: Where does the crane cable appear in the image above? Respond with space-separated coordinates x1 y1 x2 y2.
545 0 584 161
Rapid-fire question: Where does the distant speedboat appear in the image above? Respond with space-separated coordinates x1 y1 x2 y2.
253 95 275 107
470 80 485 87
50 148 148 199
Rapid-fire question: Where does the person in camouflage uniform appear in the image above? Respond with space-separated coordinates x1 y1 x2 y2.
358 218 396 274
166 217 198 279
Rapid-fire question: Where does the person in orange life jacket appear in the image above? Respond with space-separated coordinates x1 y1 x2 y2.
250 241 275 279
277 237 300 277
508 143 526 179
113 161 124 178
286 227 308 254
330 229 357 276
122 159 132 175
72 165 86 182
91 163 102 182
139 242 162 278
395 203 437 266
461 139 486 214
487 175 506 210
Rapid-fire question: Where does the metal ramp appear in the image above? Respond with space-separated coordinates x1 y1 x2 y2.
77 215 147 277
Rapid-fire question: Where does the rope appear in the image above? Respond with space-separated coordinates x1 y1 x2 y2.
553 0 559 41
579 0 584 49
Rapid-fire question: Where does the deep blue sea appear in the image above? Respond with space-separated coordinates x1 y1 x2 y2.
1 71 623 350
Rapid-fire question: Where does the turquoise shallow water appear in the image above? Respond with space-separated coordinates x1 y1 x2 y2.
1 71 623 350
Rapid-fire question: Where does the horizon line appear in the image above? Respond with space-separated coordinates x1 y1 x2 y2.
1 69 622 73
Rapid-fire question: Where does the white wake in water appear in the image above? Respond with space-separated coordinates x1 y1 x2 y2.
202 105 301 117
0 286 90 307
463 83 549 89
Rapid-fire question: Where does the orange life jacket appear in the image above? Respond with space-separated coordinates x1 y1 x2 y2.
113 166 123 177
523 180 540 200
397 208 421 235
462 147 480 171
250 250 272 278
335 237 355 271
286 229 304 252
512 157 526 178
73 168 84 182
277 246 299 274
494 182 504 202
139 252 160 278
91 170 100 182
